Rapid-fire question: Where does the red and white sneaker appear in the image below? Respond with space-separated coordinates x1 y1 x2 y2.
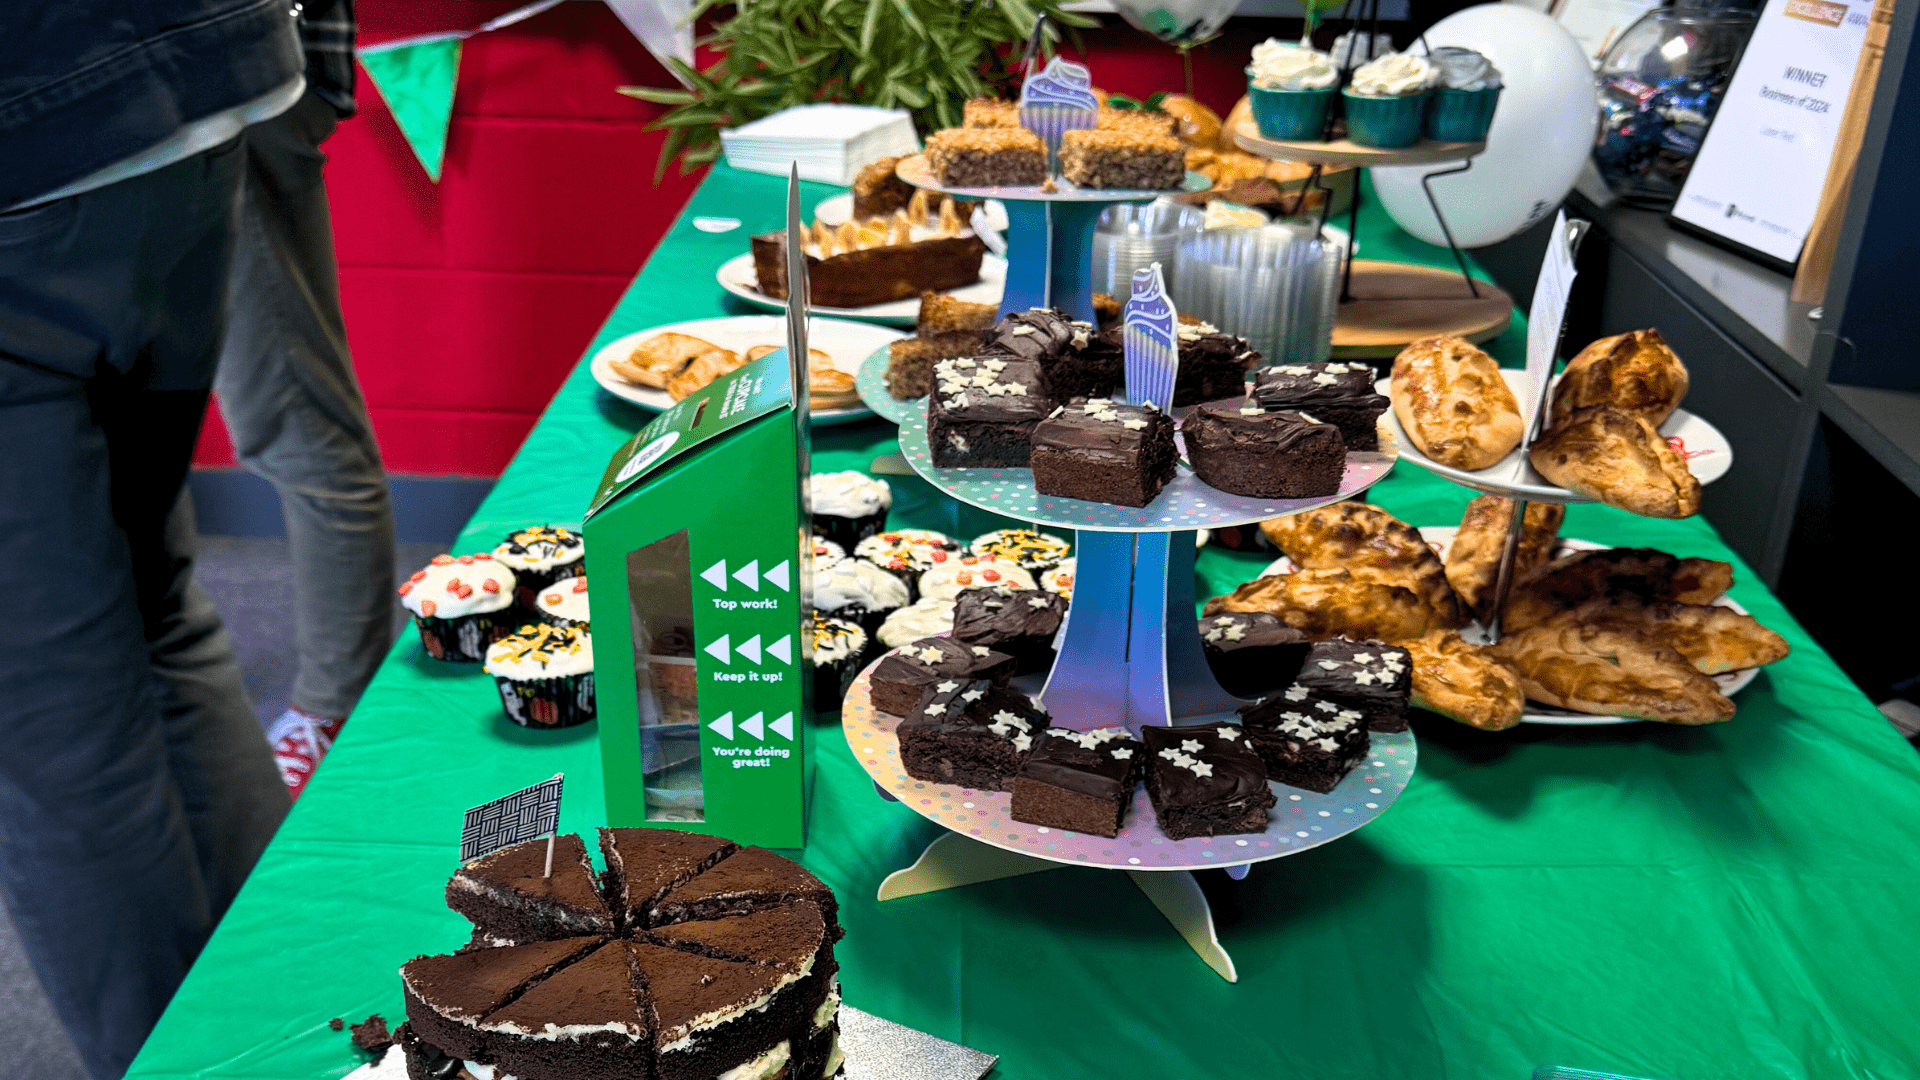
268 708 344 801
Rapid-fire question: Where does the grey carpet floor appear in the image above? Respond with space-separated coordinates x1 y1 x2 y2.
0 534 445 1080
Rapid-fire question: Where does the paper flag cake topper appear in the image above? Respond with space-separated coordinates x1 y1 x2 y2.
1018 56 1100 172
1123 263 1179 411
460 773 564 863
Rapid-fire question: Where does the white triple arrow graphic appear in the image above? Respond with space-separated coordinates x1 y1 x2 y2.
700 558 791 593
709 711 793 742
708 711 733 739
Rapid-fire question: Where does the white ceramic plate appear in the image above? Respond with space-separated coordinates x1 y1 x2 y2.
715 252 1007 327
589 315 905 424
1377 369 1733 503
813 192 1011 233
1258 526 1758 726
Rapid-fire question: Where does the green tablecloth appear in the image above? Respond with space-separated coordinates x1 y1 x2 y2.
132 166 1920 1080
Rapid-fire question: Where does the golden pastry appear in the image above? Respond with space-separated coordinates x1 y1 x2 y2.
665 348 746 401
1550 329 1689 428
1260 502 1463 627
1158 93 1223 151
613 332 722 389
1560 595 1789 675
1529 406 1702 518
1390 335 1524 471
1400 630 1525 731
1489 620 1735 724
1503 547 1734 632
1203 568 1441 643
1443 495 1565 622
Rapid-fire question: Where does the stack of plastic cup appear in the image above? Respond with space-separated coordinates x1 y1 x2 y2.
1173 222 1341 366
1091 201 1203 299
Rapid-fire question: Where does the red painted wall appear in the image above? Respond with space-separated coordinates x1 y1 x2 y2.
195 6 1430 478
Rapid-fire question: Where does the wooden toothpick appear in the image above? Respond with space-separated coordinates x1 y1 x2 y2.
543 832 556 879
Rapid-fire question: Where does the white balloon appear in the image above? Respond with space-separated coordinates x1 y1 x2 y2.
1108 0 1240 47
1372 5 1598 248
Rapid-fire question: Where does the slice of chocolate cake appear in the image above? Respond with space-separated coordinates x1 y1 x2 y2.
1236 688 1371 793
447 833 616 946
1174 325 1259 406
896 678 1048 791
627 940 829 1080
1009 727 1143 838
981 309 1120 402
1294 637 1413 732
1181 401 1347 499
651 847 838 931
648 902 830 973
1200 611 1312 699
598 828 737 932
949 586 1066 676
868 636 1015 717
925 357 1053 468
479 940 653 1080
1140 721 1276 841
401 936 602 1062
1252 362 1390 451
1030 398 1178 507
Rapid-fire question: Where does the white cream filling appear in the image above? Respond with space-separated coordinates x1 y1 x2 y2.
821 1032 846 1077
812 978 842 1030
659 950 817 1054
482 1018 646 1042
718 1040 791 1080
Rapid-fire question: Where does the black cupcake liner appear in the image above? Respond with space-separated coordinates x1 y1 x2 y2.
818 603 893 647
510 558 585 612
492 670 596 728
413 609 515 662
809 656 858 714
812 511 887 554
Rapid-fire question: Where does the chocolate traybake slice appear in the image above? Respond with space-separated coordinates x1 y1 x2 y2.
926 357 1053 469
651 846 840 931
1200 611 1312 699
869 635 1016 717
1252 362 1391 451
981 308 1119 402
1059 127 1186 190
1236 688 1371 794
1030 398 1178 508
1141 721 1276 841
447 833 616 946
1181 401 1347 499
1009 727 1144 838
896 677 1048 791
597 827 736 932
1294 637 1413 732
950 586 1067 676
1174 323 1261 406
925 125 1046 187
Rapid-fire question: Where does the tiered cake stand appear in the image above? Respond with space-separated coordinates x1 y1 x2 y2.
842 421 1413 981
893 155 1210 325
1230 119 1515 359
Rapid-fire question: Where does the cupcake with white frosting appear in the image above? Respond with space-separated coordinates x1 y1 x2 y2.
918 554 1036 602
484 623 595 728
493 525 585 609
1246 39 1339 141
1343 52 1436 149
399 553 518 662
812 557 910 639
533 574 591 628
1039 558 1076 602
1423 46 1503 143
877 596 959 649
808 612 868 713
968 528 1072 573
810 471 891 551
854 528 961 600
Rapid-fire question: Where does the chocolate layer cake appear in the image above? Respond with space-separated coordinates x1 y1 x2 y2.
868 635 1015 717
926 357 1053 468
1200 611 1312 699
980 309 1118 402
1252 362 1390 451
925 126 1046 187
401 829 845 1080
1181 401 1347 499
1174 324 1260 406
1294 637 1413 732
1236 688 1371 794
896 678 1048 791
447 832 616 947
1009 727 1144 837
1030 398 1178 507
1141 721 1277 840
950 586 1067 676
1059 127 1186 190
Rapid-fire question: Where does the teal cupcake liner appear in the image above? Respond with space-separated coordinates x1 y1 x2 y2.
1247 80 1337 141
1342 89 1429 149
1426 85 1502 143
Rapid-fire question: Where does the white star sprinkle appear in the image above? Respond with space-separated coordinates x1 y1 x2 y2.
1180 739 1203 753
935 680 959 693
962 688 986 702
1189 761 1214 777
1284 687 1307 700
1013 733 1033 751
1318 660 1340 670
1028 596 1051 608
1158 748 1182 761
1218 726 1240 740
971 646 989 655
1223 625 1246 641
1352 671 1376 685
1353 652 1374 663
924 704 946 716
916 646 944 664
1110 747 1133 760
1121 418 1148 430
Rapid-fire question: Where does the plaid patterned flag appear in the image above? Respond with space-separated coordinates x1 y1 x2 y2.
1123 263 1179 411
1018 56 1099 174
460 773 564 862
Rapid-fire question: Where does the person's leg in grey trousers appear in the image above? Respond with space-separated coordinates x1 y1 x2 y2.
216 91 395 783
0 141 291 1080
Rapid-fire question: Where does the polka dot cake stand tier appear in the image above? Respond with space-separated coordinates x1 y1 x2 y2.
842 661 1417 982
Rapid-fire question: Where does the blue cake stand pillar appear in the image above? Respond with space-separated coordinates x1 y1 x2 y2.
997 200 1108 325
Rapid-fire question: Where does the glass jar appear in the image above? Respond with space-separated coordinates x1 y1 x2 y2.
1593 0 1760 208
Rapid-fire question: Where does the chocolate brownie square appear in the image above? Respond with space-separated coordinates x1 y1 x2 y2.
1030 399 1178 508
926 357 1053 468
1252 362 1390 451
1009 727 1144 838
1140 721 1276 840
1295 638 1412 732
950 586 1066 676
1174 326 1260 406
981 309 1120 402
868 636 1015 717
1180 401 1346 498
1236 687 1371 793
896 678 1049 791
1199 611 1312 699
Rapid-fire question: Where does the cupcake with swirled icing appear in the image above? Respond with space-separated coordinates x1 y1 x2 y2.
1246 39 1339 140
1423 47 1503 143
1342 52 1436 149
